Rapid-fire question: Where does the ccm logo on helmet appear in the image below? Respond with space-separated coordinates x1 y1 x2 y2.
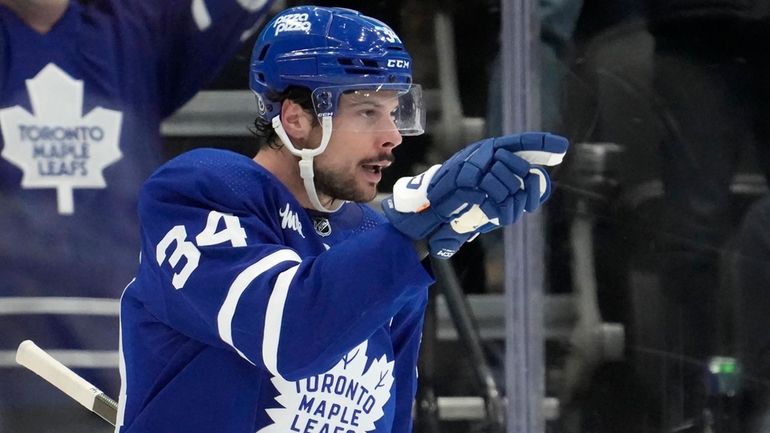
274 13 311 35
387 59 410 69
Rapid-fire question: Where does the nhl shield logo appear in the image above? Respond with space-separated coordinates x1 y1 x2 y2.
312 216 331 237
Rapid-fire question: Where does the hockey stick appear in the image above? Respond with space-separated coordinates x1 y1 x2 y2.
15 340 118 426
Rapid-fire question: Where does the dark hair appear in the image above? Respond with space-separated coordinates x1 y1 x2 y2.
251 87 317 152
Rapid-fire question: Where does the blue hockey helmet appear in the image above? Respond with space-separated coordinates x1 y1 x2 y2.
249 6 424 136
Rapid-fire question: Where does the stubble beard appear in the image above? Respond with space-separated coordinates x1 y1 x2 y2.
314 166 377 204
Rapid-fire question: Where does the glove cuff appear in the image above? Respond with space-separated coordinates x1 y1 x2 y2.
382 195 445 240
392 164 442 213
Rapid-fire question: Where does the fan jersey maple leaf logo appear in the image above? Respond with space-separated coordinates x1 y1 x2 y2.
259 340 395 433
0 63 123 215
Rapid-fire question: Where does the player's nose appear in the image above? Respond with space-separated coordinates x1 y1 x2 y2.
378 119 403 149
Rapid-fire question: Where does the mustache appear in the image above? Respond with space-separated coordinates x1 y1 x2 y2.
360 153 395 165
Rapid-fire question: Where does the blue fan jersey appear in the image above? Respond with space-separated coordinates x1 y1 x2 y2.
118 149 432 433
0 0 272 407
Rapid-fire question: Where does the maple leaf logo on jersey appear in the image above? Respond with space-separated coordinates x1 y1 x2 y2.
0 63 123 215
258 340 394 433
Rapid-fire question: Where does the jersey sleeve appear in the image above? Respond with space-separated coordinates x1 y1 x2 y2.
269 224 431 380
134 150 434 382
116 0 274 117
389 294 428 433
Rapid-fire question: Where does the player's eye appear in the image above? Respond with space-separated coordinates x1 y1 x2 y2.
359 109 379 120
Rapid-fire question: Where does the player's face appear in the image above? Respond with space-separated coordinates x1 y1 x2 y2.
311 91 403 203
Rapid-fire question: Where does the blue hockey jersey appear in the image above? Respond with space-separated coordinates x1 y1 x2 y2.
0 0 273 410
118 149 432 433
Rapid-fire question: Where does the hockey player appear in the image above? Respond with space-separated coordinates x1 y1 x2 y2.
116 6 569 433
0 0 274 431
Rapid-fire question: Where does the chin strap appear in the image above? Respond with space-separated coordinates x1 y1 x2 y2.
272 115 344 213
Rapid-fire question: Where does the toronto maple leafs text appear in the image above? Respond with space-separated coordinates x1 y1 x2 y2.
18 125 103 176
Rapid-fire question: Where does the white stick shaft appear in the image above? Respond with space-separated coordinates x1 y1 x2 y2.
15 339 117 426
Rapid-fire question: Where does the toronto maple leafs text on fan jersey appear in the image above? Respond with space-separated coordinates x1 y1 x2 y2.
0 0 273 409
117 149 432 433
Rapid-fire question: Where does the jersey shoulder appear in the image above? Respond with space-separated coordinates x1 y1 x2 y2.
140 148 291 215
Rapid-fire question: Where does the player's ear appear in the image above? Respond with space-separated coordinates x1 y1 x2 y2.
280 99 314 142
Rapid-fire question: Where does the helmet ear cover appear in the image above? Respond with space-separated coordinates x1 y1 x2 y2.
251 86 315 146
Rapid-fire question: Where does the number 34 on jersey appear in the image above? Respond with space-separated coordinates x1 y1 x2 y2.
155 210 247 289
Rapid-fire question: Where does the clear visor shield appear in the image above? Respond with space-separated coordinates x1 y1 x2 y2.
311 84 425 136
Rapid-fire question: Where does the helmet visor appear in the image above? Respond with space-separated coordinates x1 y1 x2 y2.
311 84 425 136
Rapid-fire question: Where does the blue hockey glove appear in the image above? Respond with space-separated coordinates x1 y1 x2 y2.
382 132 569 258
428 132 567 222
